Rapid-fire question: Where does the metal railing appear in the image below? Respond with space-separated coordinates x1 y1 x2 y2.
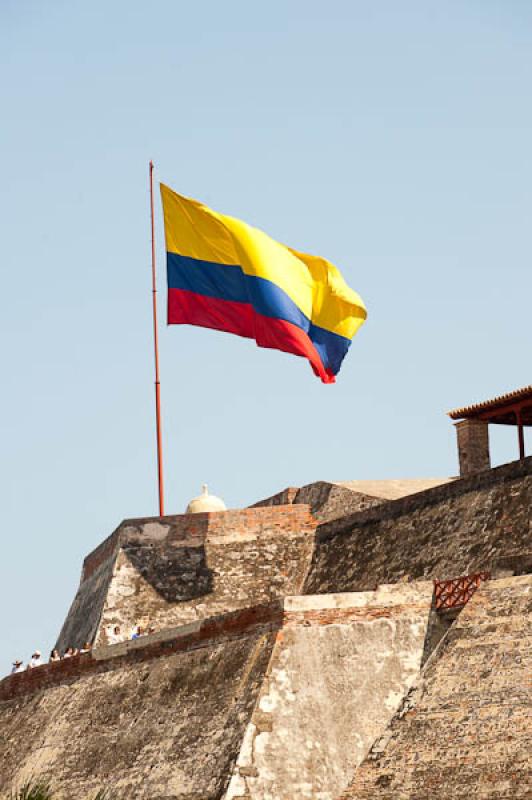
434 572 490 611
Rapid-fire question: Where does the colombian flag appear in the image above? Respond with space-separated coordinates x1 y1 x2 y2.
161 184 367 383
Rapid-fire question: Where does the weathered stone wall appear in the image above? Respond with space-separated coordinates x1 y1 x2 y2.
1 584 438 800
5 459 530 799
55 534 119 654
252 481 383 522
0 608 280 800
305 458 532 594
57 506 316 651
294 482 383 522
340 574 532 799
58 461 531 653
224 583 435 800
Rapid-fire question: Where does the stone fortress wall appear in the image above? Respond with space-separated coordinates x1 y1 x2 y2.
56 505 317 653
1 606 278 799
1 584 439 800
0 456 530 799
306 457 531 594
57 458 530 655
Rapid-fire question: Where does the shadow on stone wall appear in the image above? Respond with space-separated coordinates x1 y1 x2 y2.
123 542 214 603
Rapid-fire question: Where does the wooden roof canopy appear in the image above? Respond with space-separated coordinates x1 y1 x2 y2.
448 385 532 426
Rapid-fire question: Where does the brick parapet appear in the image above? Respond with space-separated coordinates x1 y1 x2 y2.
82 504 316 583
1 602 284 703
119 504 315 536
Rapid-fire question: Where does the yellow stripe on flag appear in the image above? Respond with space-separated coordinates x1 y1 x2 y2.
160 183 367 339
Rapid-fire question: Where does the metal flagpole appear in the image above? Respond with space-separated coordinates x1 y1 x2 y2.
149 160 165 516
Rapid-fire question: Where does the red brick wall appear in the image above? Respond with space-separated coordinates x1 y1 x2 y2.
82 505 316 581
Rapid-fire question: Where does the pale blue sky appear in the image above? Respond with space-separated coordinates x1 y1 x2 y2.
1 1 530 671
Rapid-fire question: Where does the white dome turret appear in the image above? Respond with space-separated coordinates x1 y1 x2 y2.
186 484 227 514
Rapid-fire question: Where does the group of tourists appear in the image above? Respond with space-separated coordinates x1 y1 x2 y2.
10 643 92 674
9 624 157 676
107 623 156 644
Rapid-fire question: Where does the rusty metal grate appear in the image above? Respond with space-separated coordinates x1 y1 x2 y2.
434 572 490 611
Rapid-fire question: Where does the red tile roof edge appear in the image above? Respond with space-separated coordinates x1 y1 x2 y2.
448 385 532 419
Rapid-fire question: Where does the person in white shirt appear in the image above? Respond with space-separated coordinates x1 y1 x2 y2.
108 625 122 645
11 660 24 674
27 651 42 669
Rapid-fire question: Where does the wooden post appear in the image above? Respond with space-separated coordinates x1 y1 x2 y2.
517 408 525 460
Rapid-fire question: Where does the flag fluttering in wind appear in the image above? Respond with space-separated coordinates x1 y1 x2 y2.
160 183 367 383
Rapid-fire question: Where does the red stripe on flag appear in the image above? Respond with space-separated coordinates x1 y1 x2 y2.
168 288 334 383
